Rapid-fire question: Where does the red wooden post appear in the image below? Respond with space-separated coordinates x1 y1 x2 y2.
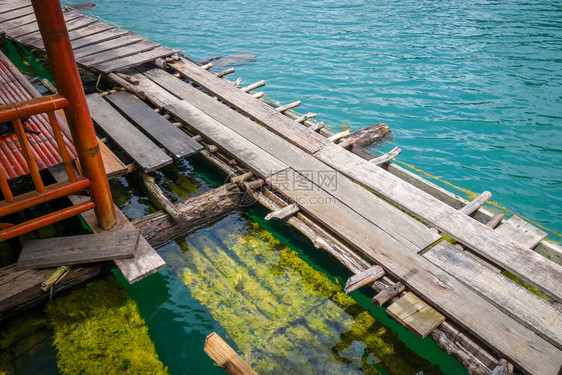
30 0 116 229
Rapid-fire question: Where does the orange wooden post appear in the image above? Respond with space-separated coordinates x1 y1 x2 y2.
30 0 116 229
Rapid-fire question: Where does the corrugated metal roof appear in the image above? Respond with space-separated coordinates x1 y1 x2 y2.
0 51 76 180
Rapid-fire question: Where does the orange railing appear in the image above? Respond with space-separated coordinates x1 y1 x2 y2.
0 95 94 240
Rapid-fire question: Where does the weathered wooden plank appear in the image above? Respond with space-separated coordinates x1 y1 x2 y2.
0 12 35 31
0 1 29 15
535 241 562 266
144 68 441 251
4 10 82 39
495 215 548 249
106 91 202 158
0 5 33 23
169 58 330 153
424 240 562 349
125 70 180 108
387 292 446 338
315 144 562 302
73 33 144 59
86 93 172 172
98 138 128 179
77 40 160 67
204 332 258 375
344 265 385 293
165 100 287 177
266 168 562 375
92 46 178 73
16 229 139 270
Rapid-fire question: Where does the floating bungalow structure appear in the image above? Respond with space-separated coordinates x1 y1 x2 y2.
0 1 561 374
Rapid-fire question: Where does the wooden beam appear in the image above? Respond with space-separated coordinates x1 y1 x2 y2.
264 203 299 220
370 147 402 165
372 282 405 306
344 265 385 293
203 332 258 375
459 191 492 216
387 292 446 338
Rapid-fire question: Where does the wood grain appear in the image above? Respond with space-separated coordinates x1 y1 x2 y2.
495 215 547 249
86 93 172 172
16 229 139 270
204 332 258 375
106 91 202 158
387 292 446 338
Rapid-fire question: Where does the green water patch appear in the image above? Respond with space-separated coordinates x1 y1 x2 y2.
0 311 58 375
158 211 459 375
46 275 168 375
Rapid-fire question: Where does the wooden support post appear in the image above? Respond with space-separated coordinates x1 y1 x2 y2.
338 123 392 148
233 77 242 87
487 213 504 228
295 112 317 123
429 329 491 375
276 100 301 112
200 63 213 70
241 80 265 93
243 179 265 191
459 191 492 215
489 359 514 375
200 150 237 177
370 147 402 165
372 282 405 306
203 332 259 375
216 68 235 77
328 129 351 143
139 172 181 222
344 265 385 293
252 92 264 99
310 122 325 132
265 203 299 221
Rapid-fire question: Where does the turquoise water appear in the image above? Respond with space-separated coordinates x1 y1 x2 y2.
75 0 562 237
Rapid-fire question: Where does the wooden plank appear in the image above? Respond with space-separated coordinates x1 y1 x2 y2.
387 292 446 338
169 58 330 154
0 5 33 23
424 240 562 349
344 265 385 293
126 70 180 108
495 215 548 249
50 165 166 284
535 241 562 266
204 332 258 375
15 229 139 270
77 40 160 67
86 93 172 172
144 68 441 251
315 144 562 302
105 91 202 158
92 46 178 73
98 137 128 179
266 168 562 375
0 1 29 14
4 10 82 39
21 22 115 49
165 100 287 177
73 33 144 59
0 12 35 31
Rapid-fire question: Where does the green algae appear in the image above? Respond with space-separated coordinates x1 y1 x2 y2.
47 276 168 375
160 214 444 375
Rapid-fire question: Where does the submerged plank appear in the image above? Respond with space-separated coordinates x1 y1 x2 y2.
204 332 259 375
16 229 139 270
86 93 172 172
144 68 440 251
266 168 561 375
169 58 330 153
106 91 202 158
387 292 445 338
314 144 562 302
424 240 562 349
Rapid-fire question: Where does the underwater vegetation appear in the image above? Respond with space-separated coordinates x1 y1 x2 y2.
46 276 168 375
160 213 444 375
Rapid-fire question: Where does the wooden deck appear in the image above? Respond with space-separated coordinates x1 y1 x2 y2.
1 2 562 374
120 60 562 375
0 0 177 73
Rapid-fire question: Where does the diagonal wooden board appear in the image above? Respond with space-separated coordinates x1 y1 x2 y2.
266 168 562 375
315 144 562 302
424 240 562 350
16 229 139 270
86 93 172 172
105 90 203 159
144 68 440 252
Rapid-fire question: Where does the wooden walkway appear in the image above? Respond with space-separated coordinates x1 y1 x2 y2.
1 3 562 374
0 0 177 73
117 60 562 375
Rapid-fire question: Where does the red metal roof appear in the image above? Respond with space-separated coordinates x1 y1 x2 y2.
0 51 76 180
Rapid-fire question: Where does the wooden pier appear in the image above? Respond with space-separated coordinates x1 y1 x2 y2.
1 2 562 374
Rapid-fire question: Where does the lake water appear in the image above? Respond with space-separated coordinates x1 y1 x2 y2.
79 0 562 237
